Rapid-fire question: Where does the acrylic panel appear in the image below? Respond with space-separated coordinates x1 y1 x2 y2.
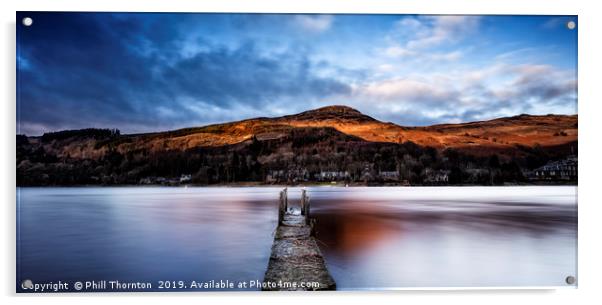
16 12 578 292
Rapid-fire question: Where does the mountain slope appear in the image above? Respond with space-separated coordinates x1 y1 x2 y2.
126 105 576 155
17 106 578 186
22 105 577 160
277 106 577 152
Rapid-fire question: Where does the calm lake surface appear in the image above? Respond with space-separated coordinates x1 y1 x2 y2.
17 186 577 291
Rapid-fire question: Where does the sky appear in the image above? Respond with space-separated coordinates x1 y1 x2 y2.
16 12 577 135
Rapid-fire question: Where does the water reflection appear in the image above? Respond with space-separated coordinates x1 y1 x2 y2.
17 187 281 291
308 186 577 288
17 186 577 291
313 205 402 259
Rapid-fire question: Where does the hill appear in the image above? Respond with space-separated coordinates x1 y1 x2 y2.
16 105 577 186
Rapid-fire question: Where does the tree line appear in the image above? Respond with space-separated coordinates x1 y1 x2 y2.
17 127 575 186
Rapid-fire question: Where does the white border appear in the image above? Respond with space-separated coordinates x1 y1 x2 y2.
2 1 601 305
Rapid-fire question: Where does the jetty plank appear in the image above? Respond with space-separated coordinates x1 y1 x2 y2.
263 191 336 291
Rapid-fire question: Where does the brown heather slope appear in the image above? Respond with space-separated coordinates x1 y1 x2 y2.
33 105 577 159
275 106 575 148
275 106 577 156
120 105 577 154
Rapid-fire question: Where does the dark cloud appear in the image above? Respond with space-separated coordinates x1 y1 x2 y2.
162 43 350 108
16 12 350 135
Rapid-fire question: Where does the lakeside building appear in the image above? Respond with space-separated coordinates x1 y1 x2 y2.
266 169 310 183
315 171 350 181
379 171 400 181
530 155 577 181
424 169 450 184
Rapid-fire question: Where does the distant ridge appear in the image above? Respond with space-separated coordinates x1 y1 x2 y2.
22 105 577 158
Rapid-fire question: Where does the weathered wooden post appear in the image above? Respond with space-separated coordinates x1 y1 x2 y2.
301 189 306 215
284 187 288 212
278 189 285 225
301 189 311 224
305 195 310 225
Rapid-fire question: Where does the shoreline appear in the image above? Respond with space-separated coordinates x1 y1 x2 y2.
16 182 578 188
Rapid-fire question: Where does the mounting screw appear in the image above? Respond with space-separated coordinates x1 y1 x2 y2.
21 279 33 289
567 21 576 30
566 275 576 285
22 17 33 27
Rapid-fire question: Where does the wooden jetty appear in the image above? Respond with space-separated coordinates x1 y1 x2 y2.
263 188 336 291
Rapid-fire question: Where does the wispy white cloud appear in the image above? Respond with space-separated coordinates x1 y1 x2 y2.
355 78 458 104
382 47 465 62
349 62 576 125
495 47 537 61
356 15 577 125
542 17 575 30
429 50 464 61
294 15 334 33
384 45 415 58
383 15 480 60
407 16 480 49
376 64 395 72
